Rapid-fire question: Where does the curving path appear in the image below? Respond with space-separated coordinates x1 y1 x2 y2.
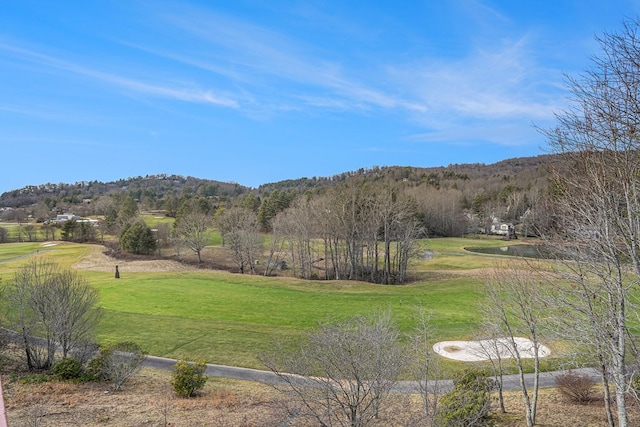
0 327 601 394
0 249 54 263
143 355 601 394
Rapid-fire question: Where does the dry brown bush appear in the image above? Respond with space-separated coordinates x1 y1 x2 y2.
554 371 596 404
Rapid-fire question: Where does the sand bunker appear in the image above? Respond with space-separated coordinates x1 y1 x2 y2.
433 337 550 362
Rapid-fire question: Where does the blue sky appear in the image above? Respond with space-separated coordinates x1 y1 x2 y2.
1 1 638 194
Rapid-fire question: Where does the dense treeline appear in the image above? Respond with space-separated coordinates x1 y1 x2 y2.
1 155 556 240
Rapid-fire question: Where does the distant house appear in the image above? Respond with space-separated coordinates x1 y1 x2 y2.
55 213 80 223
490 221 516 238
55 213 98 226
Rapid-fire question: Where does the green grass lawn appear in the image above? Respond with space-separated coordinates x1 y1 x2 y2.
0 242 43 262
0 242 95 282
141 213 175 226
428 235 518 252
89 269 483 368
0 238 534 369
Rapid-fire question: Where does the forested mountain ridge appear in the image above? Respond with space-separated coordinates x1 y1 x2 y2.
259 154 555 192
0 174 251 209
256 154 556 236
2 154 554 209
1 154 557 238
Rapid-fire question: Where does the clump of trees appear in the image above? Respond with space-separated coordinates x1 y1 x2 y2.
105 194 139 236
217 207 262 274
257 189 294 232
60 219 98 243
269 183 424 284
2 179 428 285
119 220 157 255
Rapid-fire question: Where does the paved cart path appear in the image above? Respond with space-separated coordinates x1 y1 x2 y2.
0 327 601 394
143 355 601 394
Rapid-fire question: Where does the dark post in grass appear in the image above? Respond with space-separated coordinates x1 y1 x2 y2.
115 265 120 279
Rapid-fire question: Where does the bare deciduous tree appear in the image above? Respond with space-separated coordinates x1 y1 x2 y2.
217 207 262 274
483 263 546 427
262 311 406 427
174 210 212 265
41 223 56 242
473 323 509 414
23 224 37 242
545 257 629 427
542 17 640 427
406 307 443 423
6 259 101 371
274 197 319 279
264 212 291 276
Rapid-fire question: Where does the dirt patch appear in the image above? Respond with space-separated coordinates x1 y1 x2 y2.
4 367 639 426
73 245 196 273
3 369 287 427
72 244 251 275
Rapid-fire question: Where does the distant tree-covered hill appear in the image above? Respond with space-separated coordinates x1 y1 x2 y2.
0 174 250 209
258 154 555 192
1 154 559 238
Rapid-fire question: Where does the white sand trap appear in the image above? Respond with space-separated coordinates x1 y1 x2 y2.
41 242 58 247
433 337 550 362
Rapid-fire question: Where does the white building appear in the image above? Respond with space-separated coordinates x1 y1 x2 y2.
55 213 81 223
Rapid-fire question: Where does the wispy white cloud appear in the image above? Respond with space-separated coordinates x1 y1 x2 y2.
0 42 239 108
0 1 566 146
408 123 543 147
463 0 513 28
388 35 564 137
150 4 426 113
0 104 63 120
141 2 562 132
0 103 113 128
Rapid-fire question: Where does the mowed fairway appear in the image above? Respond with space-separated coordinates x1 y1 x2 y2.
0 238 522 369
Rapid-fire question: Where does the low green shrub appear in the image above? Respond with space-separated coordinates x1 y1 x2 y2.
84 353 107 382
51 357 83 380
172 359 208 398
435 368 493 427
